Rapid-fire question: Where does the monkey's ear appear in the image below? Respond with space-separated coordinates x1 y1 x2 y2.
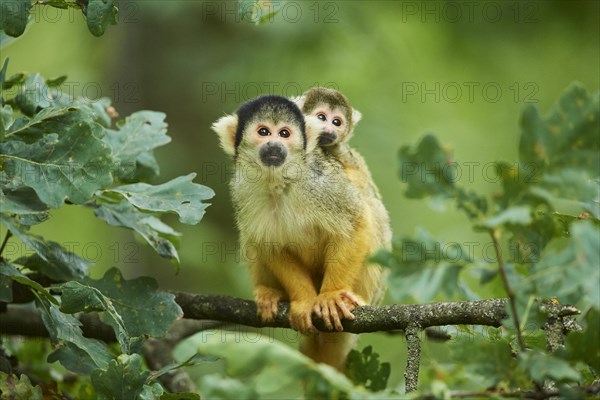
304 115 323 154
211 114 238 156
290 95 306 110
352 108 362 125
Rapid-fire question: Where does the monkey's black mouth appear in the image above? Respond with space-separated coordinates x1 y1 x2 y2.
259 144 287 167
318 131 337 146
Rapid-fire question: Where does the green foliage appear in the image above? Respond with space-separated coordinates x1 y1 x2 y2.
346 346 390 392
153 353 219 382
398 133 455 200
0 0 31 37
0 57 214 397
102 111 171 182
476 206 532 230
518 84 598 176
60 268 183 351
0 260 57 304
448 330 527 389
0 61 214 264
39 298 113 373
90 354 150 400
387 84 599 306
0 373 42 400
194 334 388 399
1 110 112 207
3 215 89 281
519 351 581 383
561 308 600 373
107 174 214 225
376 83 599 396
158 392 199 400
93 200 183 265
86 0 118 37
372 228 470 302
516 220 600 308
0 0 118 38
199 375 258 400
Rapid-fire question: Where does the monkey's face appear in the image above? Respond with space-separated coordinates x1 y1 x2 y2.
211 95 308 169
294 88 362 148
310 103 350 147
242 119 304 167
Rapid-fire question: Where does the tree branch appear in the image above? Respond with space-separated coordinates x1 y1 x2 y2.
1 296 511 339
539 299 582 352
404 323 421 393
173 292 510 332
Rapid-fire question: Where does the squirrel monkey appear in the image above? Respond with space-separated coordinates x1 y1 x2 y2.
211 95 390 371
295 87 390 242
293 87 381 196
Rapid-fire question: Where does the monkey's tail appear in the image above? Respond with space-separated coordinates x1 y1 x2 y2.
357 263 387 306
301 332 358 372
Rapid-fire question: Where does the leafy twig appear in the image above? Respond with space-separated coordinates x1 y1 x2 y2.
490 228 526 351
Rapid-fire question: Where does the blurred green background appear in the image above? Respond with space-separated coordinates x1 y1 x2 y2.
3 0 598 390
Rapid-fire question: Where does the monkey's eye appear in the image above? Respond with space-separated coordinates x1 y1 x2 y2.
279 129 290 138
332 118 342 127
258 127 270 136
317 113 327 121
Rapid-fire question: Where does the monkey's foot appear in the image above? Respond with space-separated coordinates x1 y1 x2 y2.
313 290 362 331
254 286 285 322
290 300 318 334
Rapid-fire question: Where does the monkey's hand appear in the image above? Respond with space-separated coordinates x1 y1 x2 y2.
290 300 318 334
313 290 362 331
254 286 285 322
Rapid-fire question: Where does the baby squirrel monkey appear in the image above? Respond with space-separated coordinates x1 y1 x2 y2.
293 87 382 197
212 95 390 371
295 87 390 248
